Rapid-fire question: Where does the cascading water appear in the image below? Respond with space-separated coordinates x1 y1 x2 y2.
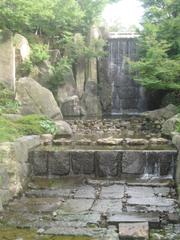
108 33 147 114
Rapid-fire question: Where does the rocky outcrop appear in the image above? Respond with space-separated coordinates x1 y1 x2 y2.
144 104 177 120
14 34 30 64
81 81 102 117
162 114 180 136
16 77 63 120
0 30 15 90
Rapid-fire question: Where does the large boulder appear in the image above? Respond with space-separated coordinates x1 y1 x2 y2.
81 81 102 117
161 113 180 136
143 104 177 120
61 95 85 117
54 120 72 138
16 77 63 120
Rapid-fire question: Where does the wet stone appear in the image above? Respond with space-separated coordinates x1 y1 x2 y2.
29 151 48 176
100 184 125 199
58 199 94 214
108 212 160 228
95 151 121 177
74 185 96 199
126 186 155 198
71 151 95 175
48 152 70 176
119 222 149 240
122 151 146 174
92 199 122 214
25 188 72 198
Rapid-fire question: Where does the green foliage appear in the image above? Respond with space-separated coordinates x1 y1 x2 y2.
30 43 49 65
176 120 180 133
0 114 57 142
131 0 180 90
48 57 71 91
17 60 33 77
0 84 20 114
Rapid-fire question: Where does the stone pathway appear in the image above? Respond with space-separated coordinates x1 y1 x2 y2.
1 177 179 239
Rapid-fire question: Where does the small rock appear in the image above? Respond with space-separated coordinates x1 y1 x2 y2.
37 228 45 234
53 138 72 145
150 138 169 145
125 138 149 145
97 137 124 145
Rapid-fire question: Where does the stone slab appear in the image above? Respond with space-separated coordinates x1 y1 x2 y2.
126 186 155 198
122 151 146 174
119 222 149 240
29 151 48 176
100 184 125 199
95 151 121 177
74 185 96 199
48 152 70 176
71 151 95 174
92 199 122 214
26 189 72 198
59 199 94 214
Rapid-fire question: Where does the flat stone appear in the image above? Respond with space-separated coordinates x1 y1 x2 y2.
108 213 160 227
53 139 73 145
29 151 48 176
126 186 155 198
54 212 101 227
92 199 122 214
125 138 149 145
100 185 125 199
74 185 95 199
59 199 94 214
7 197 62 213
97 137 124 145
104 226 119 240
149 138 169 145
95 151 121 177
48 152 70 176
119 222 149 240
76 139 92 145
71 151 95 175
44 226 106 237
122 151 146 174
26 189 72 198
153 187 171 197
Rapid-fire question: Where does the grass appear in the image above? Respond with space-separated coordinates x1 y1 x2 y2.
0 114 56 143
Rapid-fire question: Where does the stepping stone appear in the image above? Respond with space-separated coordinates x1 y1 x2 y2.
26 189 72 198
58 199 94 214
74 185 96 199
92 199 122 214
100 184 125 199
119 222 149 240
126 186 155 198
108 212 160 228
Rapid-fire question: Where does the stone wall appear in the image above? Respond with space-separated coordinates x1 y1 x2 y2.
0 135 42 210
0 30 15 90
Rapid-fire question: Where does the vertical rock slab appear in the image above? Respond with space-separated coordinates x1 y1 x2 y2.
0 30 15 91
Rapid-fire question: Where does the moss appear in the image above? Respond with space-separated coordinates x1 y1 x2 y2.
0 114 56 143
0 227 93 240
176 120 180 133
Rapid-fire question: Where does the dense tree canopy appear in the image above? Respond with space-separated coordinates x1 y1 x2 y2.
131 0 180 90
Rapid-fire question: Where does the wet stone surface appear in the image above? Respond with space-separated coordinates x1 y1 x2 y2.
0 177 179 239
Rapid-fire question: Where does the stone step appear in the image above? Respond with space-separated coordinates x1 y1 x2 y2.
29 148 177 179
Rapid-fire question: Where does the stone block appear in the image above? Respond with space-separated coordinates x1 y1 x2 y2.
119 222 149 240
59 199 94 214
48 152 70 176
71 151 95 175
95 151 121 177
92 199 122 214
74 185 95 199
30 151 48 176
122 151 146 174
100 185 124 199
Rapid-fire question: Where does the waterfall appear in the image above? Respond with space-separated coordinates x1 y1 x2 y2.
107 34 147 114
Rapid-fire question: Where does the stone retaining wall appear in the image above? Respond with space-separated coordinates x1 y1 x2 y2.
0 135 41 209
29 149 177 179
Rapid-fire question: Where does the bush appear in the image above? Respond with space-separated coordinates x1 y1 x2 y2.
176 121 180 133
30 43 49 65
16 60 33 77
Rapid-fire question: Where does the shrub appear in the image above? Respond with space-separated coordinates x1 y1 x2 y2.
30 43 49 65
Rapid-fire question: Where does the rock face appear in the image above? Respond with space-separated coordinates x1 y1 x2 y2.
54 121 72 138
82 81 102 117
16 77 63 120
144 104 177 120
162 113 180 136
14 34 30 64
0 30 15 90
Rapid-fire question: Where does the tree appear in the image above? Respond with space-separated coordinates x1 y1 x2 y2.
130 0 180 90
